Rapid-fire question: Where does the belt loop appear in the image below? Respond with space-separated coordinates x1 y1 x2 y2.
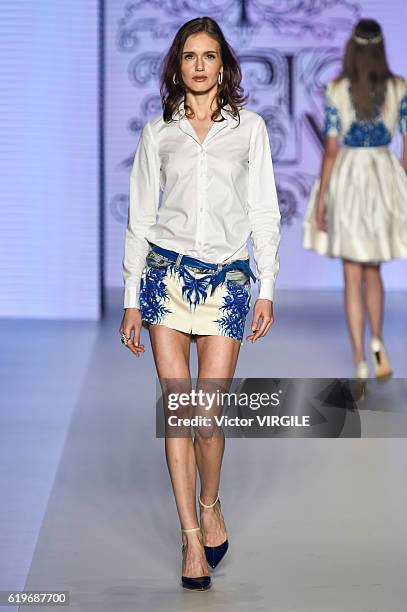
175 253 183 268
216 263 222 273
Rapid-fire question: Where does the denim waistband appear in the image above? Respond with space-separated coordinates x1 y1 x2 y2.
150 244 257 293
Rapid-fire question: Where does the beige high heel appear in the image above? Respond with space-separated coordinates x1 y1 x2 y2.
369 336 393 380
353 361 369 398
181 527 211 591
354 360 369 380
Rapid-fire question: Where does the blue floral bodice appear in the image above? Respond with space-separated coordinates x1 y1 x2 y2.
324 80 407 147
343 120 392 147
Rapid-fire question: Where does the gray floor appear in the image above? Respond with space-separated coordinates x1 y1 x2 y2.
1 289 407 611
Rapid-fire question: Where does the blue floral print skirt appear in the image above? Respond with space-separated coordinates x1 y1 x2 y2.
139 247 252 344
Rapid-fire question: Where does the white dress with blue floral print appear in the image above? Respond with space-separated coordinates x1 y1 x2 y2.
303 76 407 262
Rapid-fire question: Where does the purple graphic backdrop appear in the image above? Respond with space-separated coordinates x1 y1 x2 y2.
106 0 407 292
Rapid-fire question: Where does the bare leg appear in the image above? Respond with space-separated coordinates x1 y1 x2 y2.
148 324 207 578
362 264 393 378
194 335 241 546
342 259 366 364
363 263 384 339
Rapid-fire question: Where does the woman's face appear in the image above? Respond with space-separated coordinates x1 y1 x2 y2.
180 32 223 94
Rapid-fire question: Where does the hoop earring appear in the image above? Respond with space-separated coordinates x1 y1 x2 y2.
173 73 178 85
218 71 223 85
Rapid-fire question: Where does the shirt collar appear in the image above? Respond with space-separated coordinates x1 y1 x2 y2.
171 98 235 123
173 97 238 145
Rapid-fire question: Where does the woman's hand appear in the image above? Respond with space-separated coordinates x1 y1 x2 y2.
316 199 327 232
119 308 145 358
247 299 274 343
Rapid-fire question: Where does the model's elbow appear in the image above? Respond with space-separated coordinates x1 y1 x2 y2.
323 135 340 159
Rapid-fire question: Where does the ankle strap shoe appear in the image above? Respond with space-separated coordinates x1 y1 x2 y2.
199 492 229 569
369 336 393 380
181 527 211 591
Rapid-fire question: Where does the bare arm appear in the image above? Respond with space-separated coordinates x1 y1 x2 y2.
316 135 340 231
402 133 407 171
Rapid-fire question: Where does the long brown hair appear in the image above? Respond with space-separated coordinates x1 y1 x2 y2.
160 17 247 124
336 19 394 120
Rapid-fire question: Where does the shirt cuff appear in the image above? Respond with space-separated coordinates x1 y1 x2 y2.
258 278 275 302
123 285 140 310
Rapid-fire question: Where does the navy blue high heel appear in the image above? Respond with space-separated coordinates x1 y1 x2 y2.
181 527 211 591
199 492 229 569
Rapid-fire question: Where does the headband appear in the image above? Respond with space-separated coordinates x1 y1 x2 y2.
353 33 383 45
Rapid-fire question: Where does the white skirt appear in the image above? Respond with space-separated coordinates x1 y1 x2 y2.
303 146 407 263
139 248 252 345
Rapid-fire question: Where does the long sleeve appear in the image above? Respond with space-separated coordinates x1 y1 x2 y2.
247 116 281 301
122 122 160 309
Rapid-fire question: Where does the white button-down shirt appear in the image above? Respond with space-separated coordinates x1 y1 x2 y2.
123 99 281 309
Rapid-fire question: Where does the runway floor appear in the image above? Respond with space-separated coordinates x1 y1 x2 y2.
1 289 407 612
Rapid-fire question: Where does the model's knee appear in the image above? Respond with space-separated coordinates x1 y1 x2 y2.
194 425 221 442
343 265 363 284
362 263 381 279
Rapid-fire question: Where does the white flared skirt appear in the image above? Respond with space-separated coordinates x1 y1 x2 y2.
303 146 407 263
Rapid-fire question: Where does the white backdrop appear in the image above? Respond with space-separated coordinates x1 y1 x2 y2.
0 1 100 318
105 0 407 294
